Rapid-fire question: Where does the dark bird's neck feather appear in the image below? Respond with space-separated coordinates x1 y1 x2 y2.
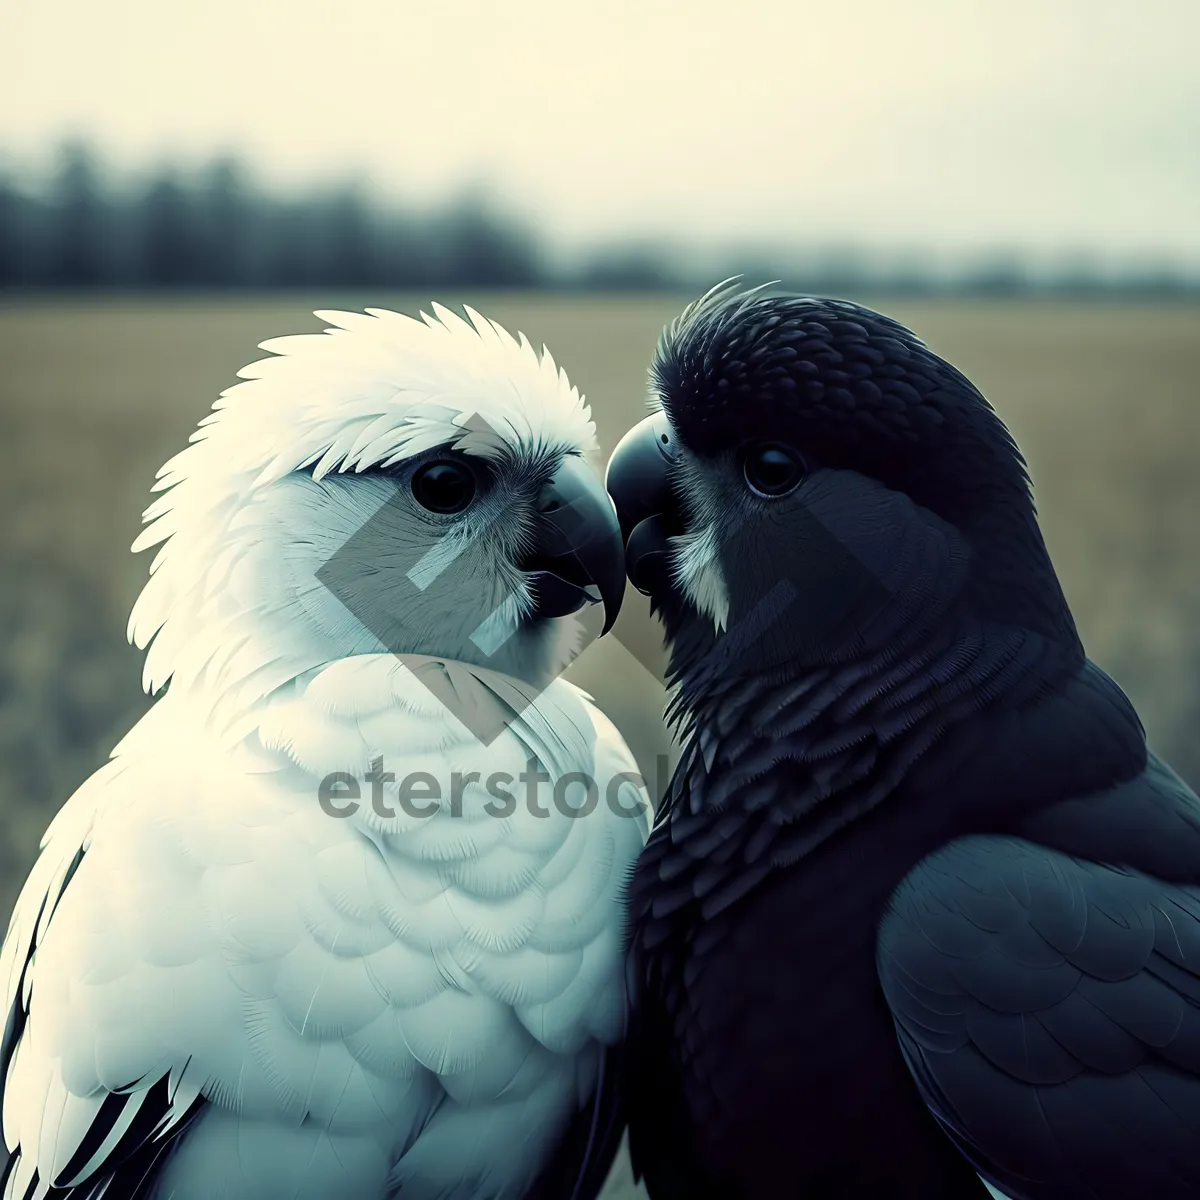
660 616 1143 888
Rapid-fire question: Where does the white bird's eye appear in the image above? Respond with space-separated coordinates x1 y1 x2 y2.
742 442 806 498
411 459 477 514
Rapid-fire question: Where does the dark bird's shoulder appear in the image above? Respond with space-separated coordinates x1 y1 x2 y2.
1018 751 1200 884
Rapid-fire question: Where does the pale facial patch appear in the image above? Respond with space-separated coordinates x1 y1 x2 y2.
669 455 731 632
672 523 731 632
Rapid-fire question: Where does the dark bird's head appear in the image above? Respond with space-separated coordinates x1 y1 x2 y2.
606 282 1081 689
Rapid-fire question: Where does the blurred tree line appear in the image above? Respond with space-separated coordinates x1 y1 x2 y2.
1 143 1197 295
0 142 564 289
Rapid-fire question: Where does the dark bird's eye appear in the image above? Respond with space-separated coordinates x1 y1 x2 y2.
743 443 805 498
411 459 477 514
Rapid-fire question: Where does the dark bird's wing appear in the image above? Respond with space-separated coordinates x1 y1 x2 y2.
877 795 1200 1200
525 1042 627 1200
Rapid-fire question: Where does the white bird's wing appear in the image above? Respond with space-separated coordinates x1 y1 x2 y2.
0 689 409 1200
1 736 205 1200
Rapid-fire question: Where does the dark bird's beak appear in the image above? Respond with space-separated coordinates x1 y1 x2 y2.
604 411 682 596
523 454 627 635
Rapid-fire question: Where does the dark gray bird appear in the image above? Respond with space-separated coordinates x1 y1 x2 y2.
604 281 1200 1200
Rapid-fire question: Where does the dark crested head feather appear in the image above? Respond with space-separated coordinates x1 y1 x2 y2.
642 280 1082 673
650 280 1032 527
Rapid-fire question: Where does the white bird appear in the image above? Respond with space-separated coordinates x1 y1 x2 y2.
0 305 650 1199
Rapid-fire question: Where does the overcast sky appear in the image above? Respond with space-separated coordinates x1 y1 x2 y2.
3 0 1197 265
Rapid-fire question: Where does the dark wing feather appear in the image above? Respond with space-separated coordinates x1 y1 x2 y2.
526 1041 628 1200
878 831 1200 1200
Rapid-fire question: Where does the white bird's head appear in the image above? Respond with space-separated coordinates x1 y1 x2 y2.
127 305 625 721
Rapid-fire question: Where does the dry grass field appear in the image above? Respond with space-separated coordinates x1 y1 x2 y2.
1 293 1198 1197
